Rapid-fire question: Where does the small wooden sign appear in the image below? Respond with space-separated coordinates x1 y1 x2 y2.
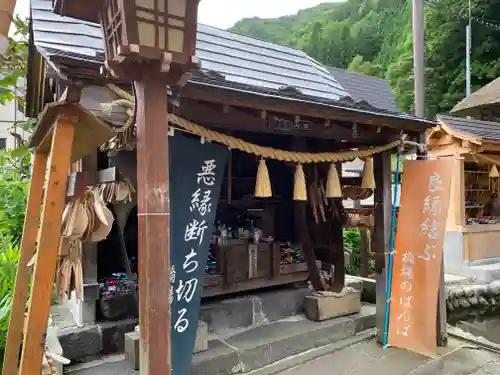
267 116 311 132
387 159 453 357
248 244 258 279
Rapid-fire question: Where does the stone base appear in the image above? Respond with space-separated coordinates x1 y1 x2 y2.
194 321 208 353
303 291 361 322
124 321 208 371
124 331 140 370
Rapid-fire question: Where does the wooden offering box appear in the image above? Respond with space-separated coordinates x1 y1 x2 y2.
202 240 308 298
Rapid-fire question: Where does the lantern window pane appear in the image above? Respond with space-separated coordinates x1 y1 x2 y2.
136 0 155 9
138 22 156 47
158 0 165 12
137 10 155 21
168 0 186 18
158 26 166 49
168 28 184 52
168 18 184 27
107 6 113 23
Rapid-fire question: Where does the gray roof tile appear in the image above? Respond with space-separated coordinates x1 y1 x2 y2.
328 67 399 112
32 0 347 101
437 114 500 141
452 76 500 115
30 0 435 127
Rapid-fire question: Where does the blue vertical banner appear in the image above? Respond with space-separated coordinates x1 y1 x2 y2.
168 134 229 375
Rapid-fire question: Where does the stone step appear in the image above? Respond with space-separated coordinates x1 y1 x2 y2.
54 280 364 363
64 305 376 375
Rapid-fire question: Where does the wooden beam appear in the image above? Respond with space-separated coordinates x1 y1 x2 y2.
135 77 172 375
19 106 77 375
177 99 397 144
427 133 455 147
295 202 326 291
2 151 48 375
181 83 432 133
373 152 392 344
81 151 99 324
429 142 470 157
479 143 500 152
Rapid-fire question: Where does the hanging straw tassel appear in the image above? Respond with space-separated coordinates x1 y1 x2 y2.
294 164 308 201
326 163 342 198
490 164 499 178
255 159 272 198
361 157 376 189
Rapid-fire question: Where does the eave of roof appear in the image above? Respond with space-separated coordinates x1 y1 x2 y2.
452 77 500 116
435 114 500 144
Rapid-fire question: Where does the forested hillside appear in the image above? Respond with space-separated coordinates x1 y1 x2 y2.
230 0 500 117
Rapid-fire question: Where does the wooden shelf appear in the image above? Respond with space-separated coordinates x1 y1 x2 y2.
462 223 500 233
465 170 489 174
465 189 489 192
465 205 484 209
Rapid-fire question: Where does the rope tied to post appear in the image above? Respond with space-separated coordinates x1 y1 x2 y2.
102 84 418 163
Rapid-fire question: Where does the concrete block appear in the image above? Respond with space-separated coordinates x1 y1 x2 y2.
100 319 138 354
199 298 254 333
58 325 101 361
467 262 500 284
345 276 363 292
124 321 210 371
124 331 140 370
259 288 311 322
194 321 208 353
303 291 361 322
191 312 365 375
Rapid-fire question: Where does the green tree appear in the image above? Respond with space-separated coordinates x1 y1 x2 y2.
0 17 31 370
231 0 500 117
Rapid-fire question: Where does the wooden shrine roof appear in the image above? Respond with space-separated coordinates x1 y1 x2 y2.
452 76 500 116
435 115 500 143
32 0 346 101
28 0 433 135
327 67 399 113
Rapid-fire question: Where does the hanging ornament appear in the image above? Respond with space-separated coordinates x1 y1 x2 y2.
361 157 376 189
293 164 308 201
490 164 499 178
254 159 272 198
326 163 342 198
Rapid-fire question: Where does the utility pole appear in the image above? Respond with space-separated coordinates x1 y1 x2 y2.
466 0 472 97
412 0 425 118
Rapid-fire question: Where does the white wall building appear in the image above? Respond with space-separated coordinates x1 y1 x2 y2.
0 79 28 149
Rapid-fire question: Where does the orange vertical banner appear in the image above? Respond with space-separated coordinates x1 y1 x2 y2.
387 159 453 357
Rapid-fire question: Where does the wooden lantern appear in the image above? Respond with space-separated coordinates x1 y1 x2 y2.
99 0 200 80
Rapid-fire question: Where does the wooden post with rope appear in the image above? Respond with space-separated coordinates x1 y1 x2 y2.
1 151 47 375
2 91 115 375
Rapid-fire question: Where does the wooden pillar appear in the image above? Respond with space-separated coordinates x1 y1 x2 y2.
294 202 326 291
331 163 345 292
19 107 77 375
359 229 370 278
373 151 392 344
2 151 48 375
291 138 326 292
80 151 99 324
135 78 172 375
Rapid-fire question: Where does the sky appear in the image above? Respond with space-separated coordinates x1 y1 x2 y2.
14 0 335 29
